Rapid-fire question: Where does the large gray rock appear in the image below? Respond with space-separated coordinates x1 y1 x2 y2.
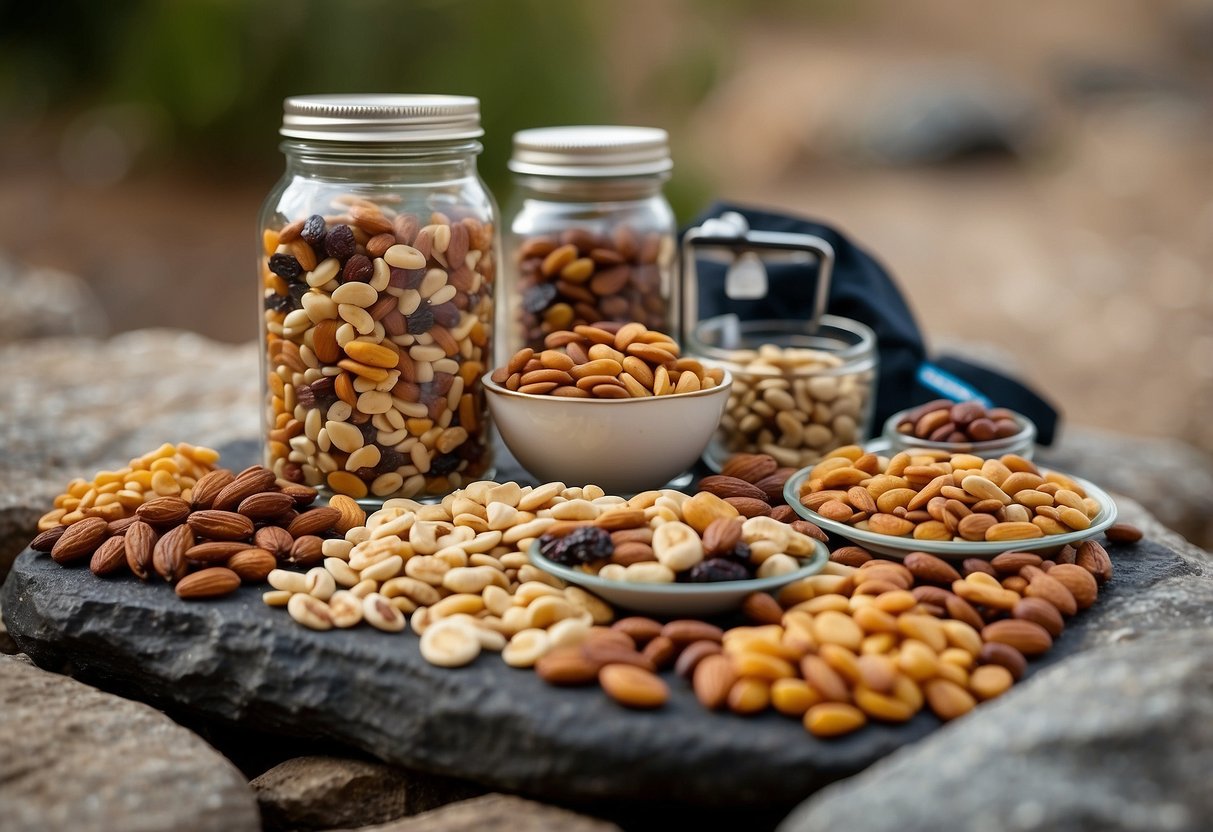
0 329 258 582
781 506 1213 832
0 601 17 654
252 755 482 831
0 253 107 343
0 653 260 832
330 793 620 832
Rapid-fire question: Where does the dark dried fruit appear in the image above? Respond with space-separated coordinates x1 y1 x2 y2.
687 558 750 583
324 224 356 261
430 301 460 328
342 253 373 283
523 283 558 314
376 449 407 475
429 452 461 476
389 267 425 290
406 304 435 335
264 292 294 314
723 541 752 564
300 214 327 245
538 526 613 566
295 384 316 408
268 253 303 281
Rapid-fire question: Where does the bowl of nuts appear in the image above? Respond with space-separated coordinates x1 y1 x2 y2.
528 518 829 617
783 449 1117 560
883 400 1036 459
485 323 732 493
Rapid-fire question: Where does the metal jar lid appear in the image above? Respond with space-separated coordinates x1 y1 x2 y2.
280 94 483 142
508 126 672 178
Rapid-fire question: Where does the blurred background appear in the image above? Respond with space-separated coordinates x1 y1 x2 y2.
1 0 1210 451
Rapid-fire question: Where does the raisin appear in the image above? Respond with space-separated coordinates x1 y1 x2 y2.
376 449 406 475
724 541 752 564
538 526 613 566
342 253 373 283
430 301 460 328
358 420 378 444
300 214 327 245
287 281 310 305
429 453 461 476
264 292 294 314
406 304 435 335
522 283 558 314
268 253 303 281
687 558 750 583
324 224 356 261
389 266 426 290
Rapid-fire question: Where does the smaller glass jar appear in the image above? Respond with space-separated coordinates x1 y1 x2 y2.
502 126 677 355
690 316 878 471
881 406 1037 459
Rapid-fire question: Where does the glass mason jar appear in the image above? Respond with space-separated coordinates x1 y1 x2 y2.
502 126 677 355
258 95 499 503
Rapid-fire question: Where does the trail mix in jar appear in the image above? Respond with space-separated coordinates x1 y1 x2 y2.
261 198 496 501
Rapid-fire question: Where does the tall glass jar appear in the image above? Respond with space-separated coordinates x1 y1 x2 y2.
502 126 676 355
258 95 499 503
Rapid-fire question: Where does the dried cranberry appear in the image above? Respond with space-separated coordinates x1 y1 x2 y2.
687 558 750 583
406 304 435 335
324 224 356 261
430 301 460 328
429 453 461 476
538 526 613 566
268 253 303 281
300 214 327 245
522 283 558 314
264 292 294 314
342 254 373 283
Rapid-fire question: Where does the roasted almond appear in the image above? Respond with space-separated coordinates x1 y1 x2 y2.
535 647 600 686
789 519 828 543
188 510 255 541
254 525 295 560
1104 522 1143 544
701 517 743 557
754 470 794 503
593 508 646 532
978 641 1027 680
135 496 191 527
153 524 193 582
1024 572 1078 617
579 640 655 672
212 468 277 511
662 619 724 645
124 520 158 581
1013 596 1065 637
981 619 1052 656
190 468 236 511
176 567 241 600
830 546 873 567
741 592 785 626
943 593 986 630
287 507 341 538
990 550 1043 575
674 640 723 679
720 453 778 483
698 475 770 503
288 534 324 567
227 548 277 582
236 491 296 520
724 496 772 518
599 663 668 709
1048 563 1098 609
187 540 251 564
107 515 138 536
51 517 109 564
278 482 319 507
692 653 737 710
89 535 129 577
1076 540 1113 584
904 551 961 584
610 617 663 646
641 635 676 670
30 525 66 552
924 678 976 721
327 494 367 534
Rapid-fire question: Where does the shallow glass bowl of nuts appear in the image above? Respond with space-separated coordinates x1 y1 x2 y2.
882 400 1037 459
784 454 1117 560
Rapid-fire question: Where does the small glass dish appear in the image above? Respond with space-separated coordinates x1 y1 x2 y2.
783 465 1117 561
528 538 829 617
882 406 1037 459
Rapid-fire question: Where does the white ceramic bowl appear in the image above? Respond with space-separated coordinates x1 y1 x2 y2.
783 465 1118 561
529 538 829 617
483 370 732 494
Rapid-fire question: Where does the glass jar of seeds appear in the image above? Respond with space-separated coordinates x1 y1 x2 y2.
690 316 878 471
258 94 500 503
502 126 676 355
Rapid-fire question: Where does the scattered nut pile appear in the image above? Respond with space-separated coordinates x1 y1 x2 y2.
713 344 874 468
37 442 220 532
513 227 673 350
799 448 1103 541
32 463 349 600
491 323 724 398
895 399 1023 444
261 196 496 500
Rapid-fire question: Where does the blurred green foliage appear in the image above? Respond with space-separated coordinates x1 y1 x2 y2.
0 0 728 217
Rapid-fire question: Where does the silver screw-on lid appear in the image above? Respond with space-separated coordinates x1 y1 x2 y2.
509 126 672 177
280 94 483 142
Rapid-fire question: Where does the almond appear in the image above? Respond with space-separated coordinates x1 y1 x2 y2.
754 470 794 503
698 475 770 503
867 513 915 536
944 593 986 630
287 507 342 538
661 619 724 645
175 567 241 600
212 468 277 511
288 535 324 567
227 548 277 582
741 592 784 626
924 678 976 721
990 550 1043 575
1048 563 1098 609
985 521 1044 542
911 584 952 606
692 653 737 710
278 482 320 507
846 485 878 515
1104 522 1143 544
579 640 654 672
327 494 367 534
190 468 236 511
674 640 722 679
790 519 828 543
1024 572 1078 616
724 497 771 518
1013 596 1065 637
956 513 997 541
800 654 850 703
254 526 295 560
30 525 66 552
535 647 600 686
135 496 191 528
981 619 1052 656
187 541 251 564
961 558 997 578
830 546 872 567
153 524 193 582
599 663 668 709
1076 539 1113 584
89 535 129 577
701 517 743 557
610 617 663 646
124 520 158 581
188 510 254 541
769 505 797 523
107 516 138 536
236 491 296 520
641 635 676 670
593 508 647 532
681 491 740 533
904 551 961 584
720 453 778 483
50 517 109 563
979 641 1027 680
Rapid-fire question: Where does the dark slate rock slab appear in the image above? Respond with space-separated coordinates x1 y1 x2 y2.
0 499 1196 810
